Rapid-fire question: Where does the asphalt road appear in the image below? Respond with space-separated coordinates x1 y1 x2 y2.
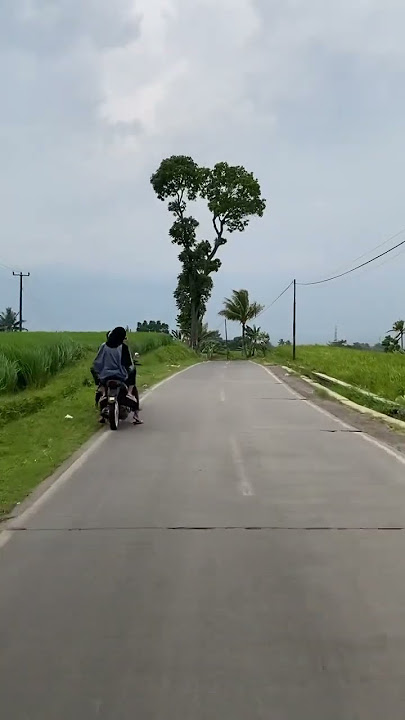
1 361 405 719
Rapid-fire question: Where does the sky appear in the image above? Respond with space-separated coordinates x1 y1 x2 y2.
0 0 404 343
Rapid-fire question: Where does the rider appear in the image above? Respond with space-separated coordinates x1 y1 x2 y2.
92 326 142 425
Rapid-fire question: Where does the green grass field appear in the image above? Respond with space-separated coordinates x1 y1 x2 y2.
265 345 405 402
0 332 172 394
0 333 197 517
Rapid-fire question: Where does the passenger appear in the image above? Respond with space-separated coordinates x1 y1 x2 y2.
91 327 142 424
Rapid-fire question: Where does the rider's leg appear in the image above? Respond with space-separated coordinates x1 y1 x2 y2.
126 368 141 413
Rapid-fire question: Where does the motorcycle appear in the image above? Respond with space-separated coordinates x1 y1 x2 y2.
93 357 141 431
98 380 128 430
98 379 139 430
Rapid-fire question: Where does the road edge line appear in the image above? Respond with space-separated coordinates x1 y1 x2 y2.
0 362 202 546
255 362 405 468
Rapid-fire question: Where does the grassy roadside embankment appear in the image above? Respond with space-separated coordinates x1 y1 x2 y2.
0 336 198 518
256 345 405 418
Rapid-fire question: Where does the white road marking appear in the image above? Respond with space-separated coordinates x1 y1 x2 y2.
257 363 405 468
0 531 12 550
230 436 254 496
0 363 203 550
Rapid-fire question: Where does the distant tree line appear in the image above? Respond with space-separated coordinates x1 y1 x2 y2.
328 339 384 351
136 320 169 334
325 319 405 353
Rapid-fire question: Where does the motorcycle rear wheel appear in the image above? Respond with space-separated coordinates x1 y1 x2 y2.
109 401 119 430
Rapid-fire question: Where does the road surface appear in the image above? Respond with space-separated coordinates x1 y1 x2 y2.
1 361 405 719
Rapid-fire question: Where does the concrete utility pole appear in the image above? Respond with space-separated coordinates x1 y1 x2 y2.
292 279 296 360
13 271 30 331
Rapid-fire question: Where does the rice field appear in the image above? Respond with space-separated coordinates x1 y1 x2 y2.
0 332 173 394
271 345 405 402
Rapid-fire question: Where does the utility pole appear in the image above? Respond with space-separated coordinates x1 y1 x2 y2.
224 318 229 360
13 271 30 332
292 279 296 360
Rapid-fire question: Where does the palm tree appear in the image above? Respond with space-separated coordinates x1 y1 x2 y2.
246 325 271 357
197 322 221 351
245 324 261 357
390 320 405 350
172 323 220 350
0 307 20 332
219 289 264 356
382 334 400 353
202 341 219 360
172 328 186 342
259 331 270 356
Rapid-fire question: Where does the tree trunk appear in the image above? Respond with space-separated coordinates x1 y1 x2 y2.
190 301 198 350
401 332 404 351
242 323 246 357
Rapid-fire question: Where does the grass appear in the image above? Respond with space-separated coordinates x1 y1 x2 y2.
0 336 84 393
0 340 198 517
0 332 172 394
255 345 405 416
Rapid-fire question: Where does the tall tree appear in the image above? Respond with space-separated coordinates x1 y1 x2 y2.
219 289 264 356
151 156 266 348
151 156 212 347
0 307 21 332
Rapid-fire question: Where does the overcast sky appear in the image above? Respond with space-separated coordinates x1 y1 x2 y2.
1 0 404 343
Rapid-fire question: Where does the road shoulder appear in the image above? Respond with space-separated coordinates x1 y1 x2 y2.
264 364 405 457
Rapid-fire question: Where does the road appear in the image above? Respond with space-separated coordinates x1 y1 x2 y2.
1 361 405 719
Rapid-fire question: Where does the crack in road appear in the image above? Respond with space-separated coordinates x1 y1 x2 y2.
6 525 405 532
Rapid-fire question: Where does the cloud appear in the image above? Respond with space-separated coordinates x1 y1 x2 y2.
100 0 262 137
1 0 405 340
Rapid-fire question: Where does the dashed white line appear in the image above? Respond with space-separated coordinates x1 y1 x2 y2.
230 436 254 496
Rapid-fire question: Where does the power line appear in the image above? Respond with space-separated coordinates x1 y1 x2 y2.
0 261 15 273
320 227 405 277
371 245 405 272
256 281 293 318
0 258 22 273
298 236 405 287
